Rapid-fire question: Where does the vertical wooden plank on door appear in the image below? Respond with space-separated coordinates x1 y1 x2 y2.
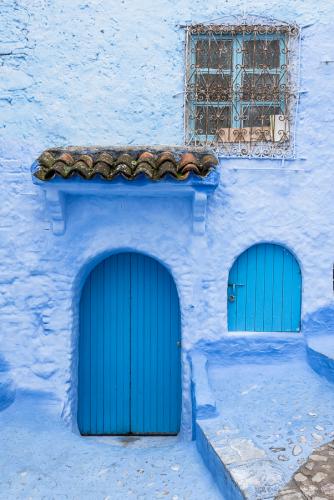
97 261 105 434
245 245 257 331
254 244 266 331
139 254 149 434
130 253 139 433
150 258 158 433
78 275 91 434
91 261 106 434
89 262 103 434
272 245 284 331
291 256 302 331
170 272 181 433
158 262 167 432
263 244 274 331
131 254 154 434
236 249 247 331
144 256 152 433
110 255 118 433
117 253 131 434
282 249 293 331
103 257 111 434
227 258 238 331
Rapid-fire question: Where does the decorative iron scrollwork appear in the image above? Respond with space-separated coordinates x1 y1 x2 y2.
184 15 300 158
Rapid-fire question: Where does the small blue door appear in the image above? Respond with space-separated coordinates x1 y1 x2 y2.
78 253 181 435
228 243 301 332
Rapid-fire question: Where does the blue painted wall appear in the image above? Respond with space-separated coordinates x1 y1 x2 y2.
1 0 334 435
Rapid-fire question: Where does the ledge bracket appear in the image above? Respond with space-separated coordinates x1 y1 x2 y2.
44 189 65 235
193 191 208 235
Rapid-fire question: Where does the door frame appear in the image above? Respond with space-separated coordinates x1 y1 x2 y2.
70 249 184 436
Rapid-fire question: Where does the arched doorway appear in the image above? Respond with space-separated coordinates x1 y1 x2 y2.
228 243 302 332
78 252 181 435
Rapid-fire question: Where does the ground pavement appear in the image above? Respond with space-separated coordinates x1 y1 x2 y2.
195 356 334 499
0 393 221 500
276 440 334 499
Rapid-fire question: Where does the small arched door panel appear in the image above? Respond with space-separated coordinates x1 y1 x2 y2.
228 243 301 332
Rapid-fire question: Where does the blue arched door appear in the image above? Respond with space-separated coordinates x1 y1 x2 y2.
228 243 301 332
78 253 181 435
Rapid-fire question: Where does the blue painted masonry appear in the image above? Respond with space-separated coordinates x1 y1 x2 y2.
1 1 334 498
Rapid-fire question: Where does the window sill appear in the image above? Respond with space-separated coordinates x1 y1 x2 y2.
219 156 307 172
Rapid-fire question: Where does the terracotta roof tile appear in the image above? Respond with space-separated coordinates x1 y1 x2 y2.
33 146 218 182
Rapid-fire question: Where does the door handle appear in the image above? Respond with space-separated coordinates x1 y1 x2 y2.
176 341 181 348
228 283 244 303
228 283 245 291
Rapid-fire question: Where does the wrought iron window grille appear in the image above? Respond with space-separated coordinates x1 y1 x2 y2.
184 15 300 158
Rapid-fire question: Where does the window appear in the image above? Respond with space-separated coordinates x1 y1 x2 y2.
185 22 299 157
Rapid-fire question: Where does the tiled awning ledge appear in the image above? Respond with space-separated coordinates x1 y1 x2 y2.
32 146 218 181
31 146 219 236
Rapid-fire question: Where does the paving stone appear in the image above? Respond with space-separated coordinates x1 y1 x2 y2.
228 438 266 462
292 445 302 456
321 482 334 495
231 459 283 491
270 446 286 453
276 440 334 499
310 454 328 462
313 472 328 483
300 466 312 476
300 483 319 496
294 473 307 482
312 433 324 441
277 492 305 499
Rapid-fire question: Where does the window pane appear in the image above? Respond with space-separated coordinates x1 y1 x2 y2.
195 39 232 69
243 40 280 69
242 105 281 127
242 73 280 101
195 73 232 101
195 106 231 135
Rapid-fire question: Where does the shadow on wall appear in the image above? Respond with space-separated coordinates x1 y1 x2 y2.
0 354 15 411
302 304 334 337
303 305 334 385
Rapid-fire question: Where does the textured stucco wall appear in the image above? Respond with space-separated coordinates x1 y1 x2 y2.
1 0 334 433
